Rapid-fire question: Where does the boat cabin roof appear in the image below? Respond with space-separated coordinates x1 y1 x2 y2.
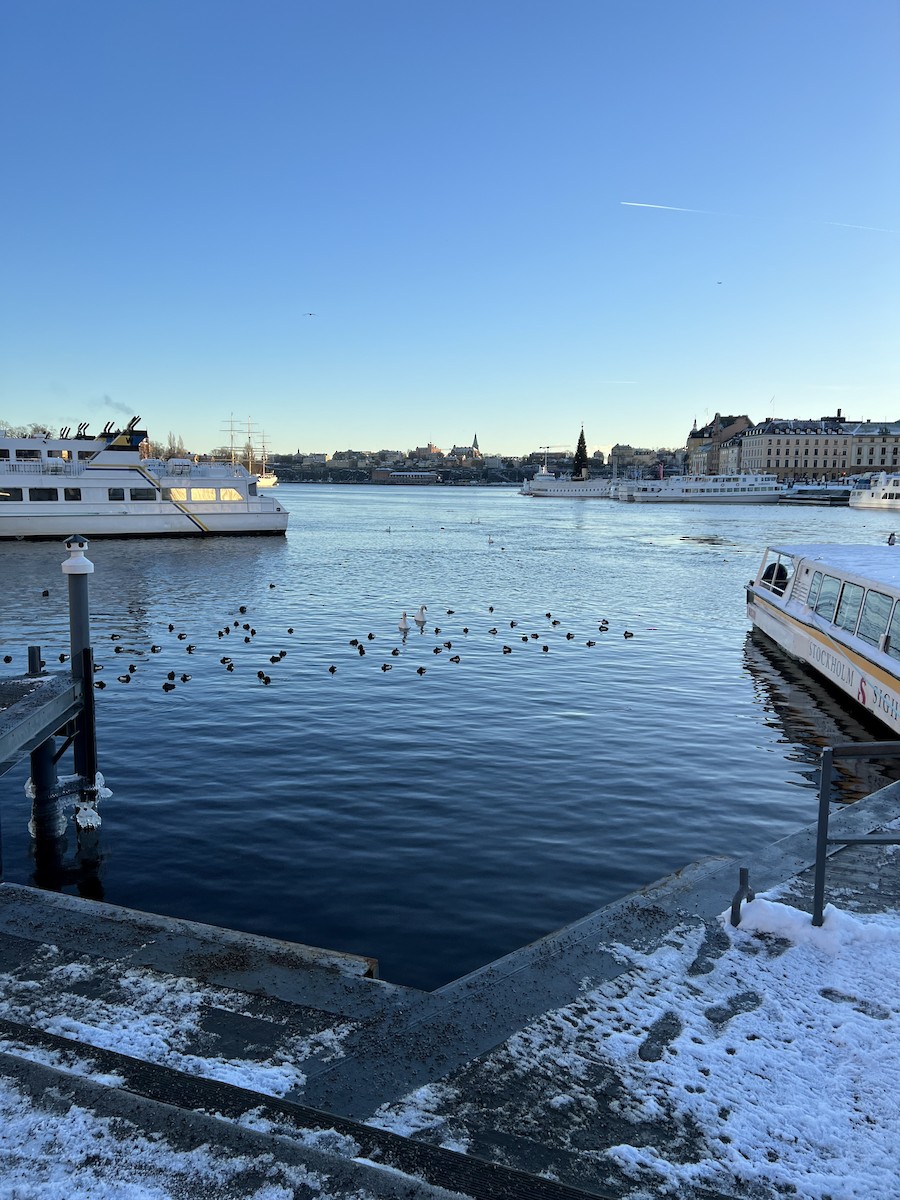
766 543 900 589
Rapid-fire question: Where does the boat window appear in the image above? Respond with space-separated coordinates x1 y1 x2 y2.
28 488 58 501
220 487 242 501
78 451 95 460
64 488 82 501
0 450 8 460
107 488 125 501
16 449 41 461
162 487 187 501
807 572 824 607
0 487 23 501
129 488 156 501
189 487 216 501
857 590 893 646
834 582 865 633
814 575 841 622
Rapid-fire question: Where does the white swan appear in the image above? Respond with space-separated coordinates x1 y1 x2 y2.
398 611 410 632
413 605 427 623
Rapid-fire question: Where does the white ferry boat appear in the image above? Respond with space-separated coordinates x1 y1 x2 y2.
520 465 616 499
0 419 289 538
631 473 785 504
747 543 900 735
848 472 900 511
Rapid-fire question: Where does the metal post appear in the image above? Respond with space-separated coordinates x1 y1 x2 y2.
28 736 65 840
27 645 42 675
730 866 755 927
61 535 97 796
812 747 834 926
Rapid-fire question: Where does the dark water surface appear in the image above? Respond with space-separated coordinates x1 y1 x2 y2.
1 487 897 989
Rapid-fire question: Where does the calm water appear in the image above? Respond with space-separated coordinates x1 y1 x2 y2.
1 488 897 989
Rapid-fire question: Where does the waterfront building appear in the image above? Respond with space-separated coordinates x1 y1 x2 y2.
739 414 850 481
846 421 900 474
388 470 440 485
718 436 743 475
686 413 753 474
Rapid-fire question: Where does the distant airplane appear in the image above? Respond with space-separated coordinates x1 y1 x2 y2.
303 312 317 316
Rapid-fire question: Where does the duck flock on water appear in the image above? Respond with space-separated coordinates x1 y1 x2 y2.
0 586 641 694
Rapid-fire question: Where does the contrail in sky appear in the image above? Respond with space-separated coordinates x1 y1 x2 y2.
824 221 897 234
621 201 718 215
622 201 896 233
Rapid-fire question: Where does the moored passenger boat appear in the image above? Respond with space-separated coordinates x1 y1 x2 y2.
848 472 900 511
520 464 617 498
631 473 785 503
747 543 900 734
778 483 851 506
0 419 289 538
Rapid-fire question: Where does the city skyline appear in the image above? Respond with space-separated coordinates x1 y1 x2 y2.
2 1 897 458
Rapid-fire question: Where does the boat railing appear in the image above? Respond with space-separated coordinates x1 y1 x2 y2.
811 743 900 925
144 461 250 481
0 460 84 476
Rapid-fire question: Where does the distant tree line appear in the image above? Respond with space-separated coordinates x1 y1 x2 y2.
0 420 54 436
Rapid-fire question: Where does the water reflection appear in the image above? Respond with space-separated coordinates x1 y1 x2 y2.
29 824 104 899
743 630 900 804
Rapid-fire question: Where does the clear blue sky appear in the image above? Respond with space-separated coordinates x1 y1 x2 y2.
1 0 897 458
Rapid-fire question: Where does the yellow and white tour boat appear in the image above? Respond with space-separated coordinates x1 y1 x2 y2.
747 543 900 734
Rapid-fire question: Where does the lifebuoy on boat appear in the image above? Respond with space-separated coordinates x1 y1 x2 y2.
761 562 789 594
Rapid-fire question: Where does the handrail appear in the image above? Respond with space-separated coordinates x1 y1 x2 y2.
813 742 900 924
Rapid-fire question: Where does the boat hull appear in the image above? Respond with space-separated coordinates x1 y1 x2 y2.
0 516 287 538
633 492 782 504
748 594 900 733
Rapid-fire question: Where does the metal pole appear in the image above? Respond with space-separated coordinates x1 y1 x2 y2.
27 645 42 675
61 535 97 795
29 736 65 840
812 747 833 926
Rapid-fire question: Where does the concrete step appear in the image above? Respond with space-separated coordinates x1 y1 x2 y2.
0 881 445 1096
0 1018 607 1199
0 882 430 1021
